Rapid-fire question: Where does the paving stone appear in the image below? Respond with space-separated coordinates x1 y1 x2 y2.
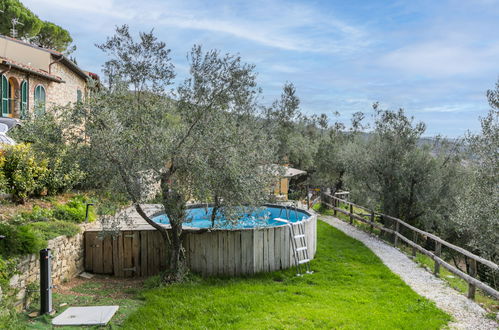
52 306 119 326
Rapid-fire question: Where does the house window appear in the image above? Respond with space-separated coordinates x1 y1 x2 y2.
1 75 9 117
20 81 28 119
34 85 46 115
77 89 82 103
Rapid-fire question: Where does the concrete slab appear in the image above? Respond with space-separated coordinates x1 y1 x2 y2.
51 306 119 326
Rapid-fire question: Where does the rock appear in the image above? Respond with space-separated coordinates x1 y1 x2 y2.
28 311 39 318
79 272 94 279
59 303 68 307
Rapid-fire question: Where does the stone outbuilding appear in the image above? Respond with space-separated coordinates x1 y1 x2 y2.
0 34 96 119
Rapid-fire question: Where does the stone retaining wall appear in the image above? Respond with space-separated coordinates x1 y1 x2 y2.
9 222 97 308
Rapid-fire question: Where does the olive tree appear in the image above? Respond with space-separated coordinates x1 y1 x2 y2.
312 111 365 193
73 26 276 282
452 80 499 263
342 104 463 230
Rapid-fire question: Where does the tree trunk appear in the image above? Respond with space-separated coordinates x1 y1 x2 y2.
211 194 220 227
159 172 188 282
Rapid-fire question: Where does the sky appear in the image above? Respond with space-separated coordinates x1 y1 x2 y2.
21 0 499 137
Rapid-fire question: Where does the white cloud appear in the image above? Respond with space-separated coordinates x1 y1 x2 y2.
379 41 499 77
24 0 370 54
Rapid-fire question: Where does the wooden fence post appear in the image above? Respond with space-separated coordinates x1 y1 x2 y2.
370 211 374 233
434 241 441 276
468 259 477 300
349 204 353 224
333 197 337 216
412 231 417 257
393 221 399 246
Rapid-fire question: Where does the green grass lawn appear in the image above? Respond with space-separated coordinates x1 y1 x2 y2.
20 278 144 329
314 203 498 315
123 220 451 329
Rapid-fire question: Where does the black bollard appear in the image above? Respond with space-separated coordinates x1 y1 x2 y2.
40 248 53 315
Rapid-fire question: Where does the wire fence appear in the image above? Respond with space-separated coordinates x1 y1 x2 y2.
319 192 499 301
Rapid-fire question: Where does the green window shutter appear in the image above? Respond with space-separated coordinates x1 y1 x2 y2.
34 85 46 115
1 75 8 117
20 81 28 119
77 89 82 103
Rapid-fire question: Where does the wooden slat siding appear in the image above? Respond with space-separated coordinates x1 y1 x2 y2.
140 231 148 277
284 226 290 268
195 231 203 274
103 237 114 274
147 231 155 276
117 232 125 277
253 229 263 273
204 232 212 276
84 232 94 272
154 232 162 275
281 226 288 269
92 235 104 274
233 231 241 275
217 231 224 276
212 232 219 276
131 232 140 276
313 216 317 256
112 235 119 277
153 231 160 276
123 231 133 277
268 227 275 272
199 232 207 276
205 232 212 276
196 231 203 273
240 230 252 274
182 234 189 269
155 232 162 274
158 231 166 272
307 219 313 258
222 231 229 275
148 231 155 276
231 231 237 276
274 227 282 270
262 229 269 273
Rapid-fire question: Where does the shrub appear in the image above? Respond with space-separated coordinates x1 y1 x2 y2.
53 195 95 223
0 154 6 193
0 223 45 257
42 152 86 195
28 220 80 240
13 205 55 223
1 144 48 203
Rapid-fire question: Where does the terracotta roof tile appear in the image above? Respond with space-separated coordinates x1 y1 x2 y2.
0 56 63 82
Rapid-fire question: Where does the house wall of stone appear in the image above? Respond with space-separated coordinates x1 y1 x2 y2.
8 222 97 309
48 61 87 109
1 62 86 119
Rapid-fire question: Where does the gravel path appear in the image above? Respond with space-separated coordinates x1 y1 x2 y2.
320 215 498 330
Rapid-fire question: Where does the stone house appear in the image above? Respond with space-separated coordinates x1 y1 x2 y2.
0 34 96 119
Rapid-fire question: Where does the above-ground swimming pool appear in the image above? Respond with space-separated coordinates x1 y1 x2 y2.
84 204 317 277
152 206 310 229
155 204 317 276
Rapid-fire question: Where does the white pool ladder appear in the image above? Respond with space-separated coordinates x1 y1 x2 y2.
275 217 313 276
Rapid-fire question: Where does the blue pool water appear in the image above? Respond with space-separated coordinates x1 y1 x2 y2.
152 206 310 229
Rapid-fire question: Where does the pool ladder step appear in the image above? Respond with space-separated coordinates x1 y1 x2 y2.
288 220 313 276
276 208 313 276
